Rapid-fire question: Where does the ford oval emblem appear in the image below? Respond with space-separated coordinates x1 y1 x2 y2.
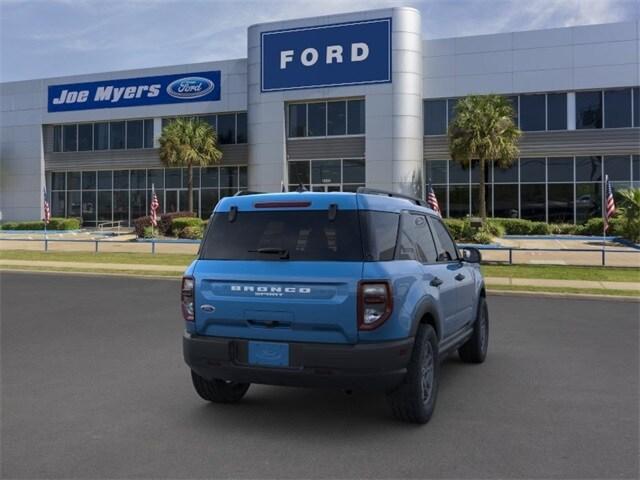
166 76 215 99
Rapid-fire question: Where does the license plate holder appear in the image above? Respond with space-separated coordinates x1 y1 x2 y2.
248 341 289 367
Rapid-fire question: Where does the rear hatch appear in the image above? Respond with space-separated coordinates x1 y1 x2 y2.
194 194 363 344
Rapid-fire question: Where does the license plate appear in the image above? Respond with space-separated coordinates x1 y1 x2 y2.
248 341 289 367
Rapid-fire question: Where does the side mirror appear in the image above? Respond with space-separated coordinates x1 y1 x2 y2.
462 247 482 264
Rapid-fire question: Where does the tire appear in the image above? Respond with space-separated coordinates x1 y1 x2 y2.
458 296 489 364
386 324 439 424
190 370 250 403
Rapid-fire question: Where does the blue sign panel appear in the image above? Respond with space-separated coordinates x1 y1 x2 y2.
261 18 391 92
48 70 221 112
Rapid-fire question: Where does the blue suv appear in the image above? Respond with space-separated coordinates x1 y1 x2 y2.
182 189 488 423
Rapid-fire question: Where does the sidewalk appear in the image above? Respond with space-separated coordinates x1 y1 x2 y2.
1 259 639 292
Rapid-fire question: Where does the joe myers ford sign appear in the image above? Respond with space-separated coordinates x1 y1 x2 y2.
48 71 221 112
261 18 391 92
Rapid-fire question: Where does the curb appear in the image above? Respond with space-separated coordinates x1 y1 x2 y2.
487 288 640 302
0 267 180 281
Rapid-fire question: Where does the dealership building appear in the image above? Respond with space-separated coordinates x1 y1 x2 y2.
1 7 638 225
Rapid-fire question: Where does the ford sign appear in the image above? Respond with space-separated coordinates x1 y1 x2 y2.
48 70 221 112
166 76 215 99
261 18 391 92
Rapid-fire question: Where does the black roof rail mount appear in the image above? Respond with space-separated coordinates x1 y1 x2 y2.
233 190 266 196
356 187 427 208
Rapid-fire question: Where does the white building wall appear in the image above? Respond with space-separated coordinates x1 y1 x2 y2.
423 21 640 98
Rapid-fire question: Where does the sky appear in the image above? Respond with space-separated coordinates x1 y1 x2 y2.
1 0 638 82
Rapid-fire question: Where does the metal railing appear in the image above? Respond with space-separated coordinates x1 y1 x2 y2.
97 220 124 235
1 237 638 266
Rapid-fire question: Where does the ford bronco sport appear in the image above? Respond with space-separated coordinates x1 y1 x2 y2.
182 188 488 424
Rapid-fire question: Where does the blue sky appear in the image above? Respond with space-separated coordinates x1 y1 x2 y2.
1 0 638 82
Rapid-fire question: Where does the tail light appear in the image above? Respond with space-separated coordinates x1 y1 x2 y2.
358 281 393 330
181 276 195 322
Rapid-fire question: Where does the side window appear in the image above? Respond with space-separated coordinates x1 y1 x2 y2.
428 217 459 262
396 213 438 263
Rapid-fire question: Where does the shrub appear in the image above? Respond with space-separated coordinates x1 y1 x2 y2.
179 225 204 240
491 218 550 235
5 221 45 230
48 217 80 230
142 226 155 239
483 220 506 237
443 218 465 240
159 211 195 236
171 217 204 236
0 222 19 230
133 216 153 237
472 228 494 245
548 223 578 235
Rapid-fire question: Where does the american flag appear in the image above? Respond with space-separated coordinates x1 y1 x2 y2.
427 181 441 216
150 185 160 227
43 187 51 224
604 174 616 232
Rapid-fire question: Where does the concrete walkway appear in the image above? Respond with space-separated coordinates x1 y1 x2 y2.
1 259 639 292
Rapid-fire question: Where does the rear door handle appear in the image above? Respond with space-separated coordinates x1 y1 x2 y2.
430 277 443 287
455 273 466 281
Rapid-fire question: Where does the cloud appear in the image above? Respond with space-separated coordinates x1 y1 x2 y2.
1 0 638 81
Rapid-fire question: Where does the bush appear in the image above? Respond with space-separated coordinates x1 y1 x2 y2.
133 216 153 237
171 217 204 237
142 226 155 239
472 227 494 245
491 218 550 235
443 218 465 240
548 223 578 235
159 211 195 236
1 221 45 230
0 222 19 230
483 220 506 237
48 217 80 230
179 225 204 240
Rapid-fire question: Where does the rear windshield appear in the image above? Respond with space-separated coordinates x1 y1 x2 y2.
200 210 364 261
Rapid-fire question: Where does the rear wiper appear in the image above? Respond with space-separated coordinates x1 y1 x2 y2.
248 247 290 259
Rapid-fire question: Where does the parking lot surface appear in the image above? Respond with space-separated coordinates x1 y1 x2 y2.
2 272 638 479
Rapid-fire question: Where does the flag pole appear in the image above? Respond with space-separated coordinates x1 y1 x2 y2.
602 175 606 266
151 183 155 240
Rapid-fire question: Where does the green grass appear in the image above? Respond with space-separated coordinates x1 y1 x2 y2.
481 264 640 283
488 284 640 298
0 250 195 266
0 265 181 278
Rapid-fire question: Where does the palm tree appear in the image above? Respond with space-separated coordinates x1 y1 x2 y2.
616 188 640 242
448 95 521 221
159 118 222 213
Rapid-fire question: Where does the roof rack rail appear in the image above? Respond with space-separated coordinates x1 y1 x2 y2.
233 190 266 196
356 187 428 208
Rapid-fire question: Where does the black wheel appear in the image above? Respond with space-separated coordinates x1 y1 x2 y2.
190 370 250 403
386 324 439 424
458 296 489 364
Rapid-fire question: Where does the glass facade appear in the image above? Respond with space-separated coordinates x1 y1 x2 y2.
287 159 365 192
161 113 247 145
52 119 154 152
425 154 636 223
288 99 365 138
48 166 248 225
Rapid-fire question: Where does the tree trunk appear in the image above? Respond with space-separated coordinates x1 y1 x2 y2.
187 163 193 213
479 158 487 221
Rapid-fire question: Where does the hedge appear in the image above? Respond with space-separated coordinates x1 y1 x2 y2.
133 216 153 237
159 211 194 236
171 217 204 237
180 225 204 240
0 217 80 230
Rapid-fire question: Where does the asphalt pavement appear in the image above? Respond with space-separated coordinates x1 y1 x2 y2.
1 272 638 479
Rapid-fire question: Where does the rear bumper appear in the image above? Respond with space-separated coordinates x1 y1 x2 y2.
183 333 414 391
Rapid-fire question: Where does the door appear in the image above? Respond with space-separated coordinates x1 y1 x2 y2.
397 212 459 337
427 216 476 332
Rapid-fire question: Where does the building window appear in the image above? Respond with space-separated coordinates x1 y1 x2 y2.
288 99 364 138
449 185 469 218
604 155 631 181
82 171 97 190
424 99 447 135
67 171 81 190
520 157 546 183
548 184 574 223
426 160 447 184
449 160 469 184
78 124 93 151
633 87 639 127
604 88 632 128
53 125 62 152
328 101 346 135
217 114 236 144
575 156 602 182
114 170 129 189
287 159 364 191
520 184 546 221
288 104 307 138
126 120 143 149
347 99 365 135
520 94 546 131
576 183 601 223
94 123 109 150
143 119 154 148
51 172 65 190
633 155 640 182
236 113 247 144
576 91 602 129
110 121 125 149
63 124 77 152
547 93 567 130
471 185 492 217
447 99 458 127
547 157 573 182
307 102 327 137
98 171 112 190
493 184 518 218
494 160 518 183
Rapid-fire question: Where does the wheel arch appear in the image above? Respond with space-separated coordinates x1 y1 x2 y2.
411 299 443 341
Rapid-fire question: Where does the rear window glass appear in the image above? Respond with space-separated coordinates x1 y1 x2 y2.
360 211 399 261
200 210 363 261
